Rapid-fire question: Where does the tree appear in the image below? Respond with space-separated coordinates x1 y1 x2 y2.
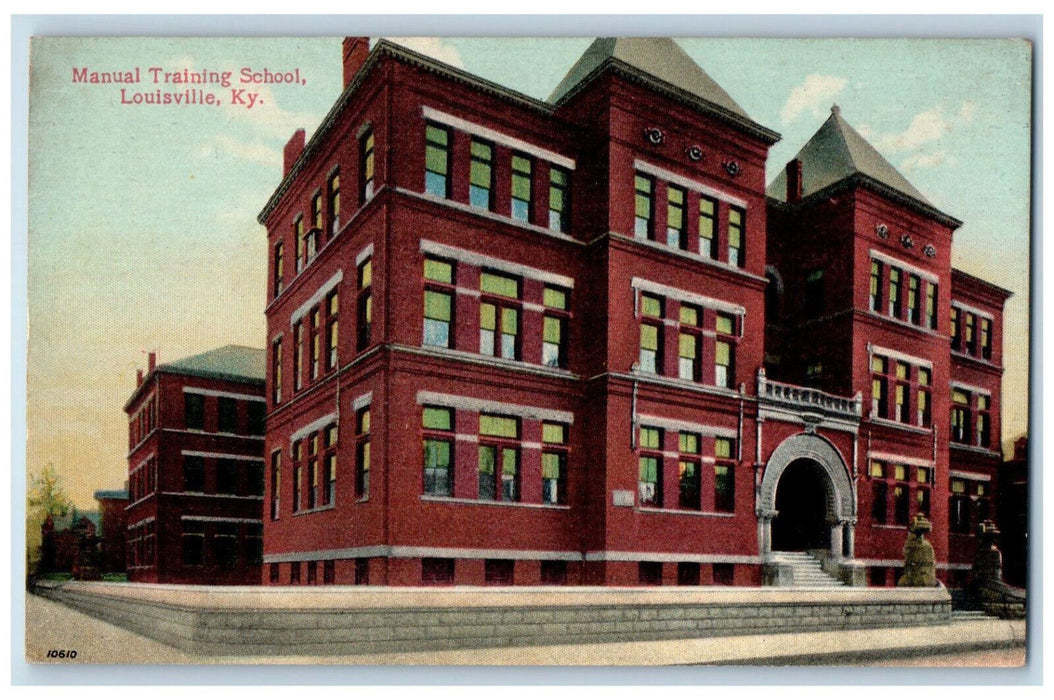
27 463 73 520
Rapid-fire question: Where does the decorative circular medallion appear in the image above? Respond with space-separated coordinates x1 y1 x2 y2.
875 223 889 239
923 244 937 258
686 145 704 162
643 127 665 145
900 234 915 249
723 160 741 177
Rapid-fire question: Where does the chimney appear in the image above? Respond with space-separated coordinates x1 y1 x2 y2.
148 351 156 372
283 129 306 175
343 37 370 88
136 369 143 386
787 158 803 203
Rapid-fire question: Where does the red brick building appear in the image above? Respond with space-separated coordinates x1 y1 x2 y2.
93 487 129 574
124 346 266 584
258 37 1011 587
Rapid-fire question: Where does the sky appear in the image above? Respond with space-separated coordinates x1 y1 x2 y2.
25 35 1032 510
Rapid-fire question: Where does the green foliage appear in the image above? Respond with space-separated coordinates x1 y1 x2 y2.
27 463 73 520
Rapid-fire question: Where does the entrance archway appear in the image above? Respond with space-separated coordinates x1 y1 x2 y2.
757 433 856 561
772 459 831 552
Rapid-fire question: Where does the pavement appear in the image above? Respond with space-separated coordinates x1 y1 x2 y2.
23 592 1026 667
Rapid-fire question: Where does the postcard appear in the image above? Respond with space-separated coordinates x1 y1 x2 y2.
22 32 1032 669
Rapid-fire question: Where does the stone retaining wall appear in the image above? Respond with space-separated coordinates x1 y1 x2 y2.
34 581 952 657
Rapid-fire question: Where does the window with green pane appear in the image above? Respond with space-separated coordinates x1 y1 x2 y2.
951 389 970 443
477 445 519 502
360 129 374 203
888 267 901 318
727 207 744 267
699 196 716 259
480 414 519 438
480 272 518 299
634 174 653 239
925 282 937 330
908 275 921 324
425 124 450 197
469 140 494 210
423 290 452 348
639 323 661 374
679 303 699 327
640 294 663 318
666 185 686 249
714 340 732 388
548 166 570 232
679 432 699 454
639 426 661 450
543 286 567 310
869 260 882 312
423 406 453 496
716 313 735 336
678 332 699 381
638 455 661 507
542 316 564 368
357 259 372 352
679 459 700 510
714 438 735 513
424 257 453 284
511 154 532 222
542 422 568 504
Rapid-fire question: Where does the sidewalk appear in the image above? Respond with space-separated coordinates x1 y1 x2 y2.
25 592 1025 667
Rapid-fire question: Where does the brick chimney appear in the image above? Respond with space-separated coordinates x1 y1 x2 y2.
148 351 156 372
343 37 370 88
136 369 143 386
283 129 306 175
786 158 803 203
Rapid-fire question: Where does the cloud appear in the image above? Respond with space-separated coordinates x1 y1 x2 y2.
196 134 280 167
874 107 950 152
900 150 953 172
780 74 848 124
860 101 977 173
385 37 465 68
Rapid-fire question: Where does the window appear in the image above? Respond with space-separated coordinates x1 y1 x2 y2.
422 557 455 585
542 286 569 368
677 562 701 586
870 461 888 523
804 269 824 318
320 423 337 506
917 367 932 427
357 258 373 351
270 563 280 583
272 339 284 404
964 312 977 355
485 559 514 585
548 166 569 232
639 561 663 586
306 434 319 509
698 197 716 259
307 561 317 585
270 451 281 520
423 407 454 496
511 154 533 222
213 523 240 568
950 307 962 350
715 314 736 389
323 560 335 585
908 275 921 325
360 129 375 203
185 393 205 430
355 558 369 585
478 414 519 502
181 522 205 566
424 124 450 198
423 257 455 348
469 139 494 210
666 185 686 249
638 426 662 507
480 272 520 360
713 563 734 585
292 321 303 392
714 438 735 513
218 397 238 434
634 174 653 239
309 307 321 380
925 282 938 330
870 356 889 419
869 260 882 312
292 441 302 513
216 458 238 496
639 294 663 374
915 467 932 518
541 422 567 505
976 394 991 448
325 290 340 371
356 408 371 499
294 216 304 274
329 170 342 235
980 318 992 359
289 562 301 584
727 207 744 267
305 196 321 263
893 362 909 423
183 455 205 492
949 478 971 534
541 561 568 585
888 267 901 319
678 331 700 381
273 241 284 297
678 432 701 510
951 389 970 443
248 402 265 436
892 464 909 525
872 461 926 526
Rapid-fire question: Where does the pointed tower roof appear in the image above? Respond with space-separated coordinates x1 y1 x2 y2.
768 105 957 226
549 38 779 144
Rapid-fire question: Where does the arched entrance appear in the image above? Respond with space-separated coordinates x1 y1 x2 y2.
772 459 832 552
757 433 856 561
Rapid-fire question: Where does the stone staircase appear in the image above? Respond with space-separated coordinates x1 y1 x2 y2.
773 551 844 587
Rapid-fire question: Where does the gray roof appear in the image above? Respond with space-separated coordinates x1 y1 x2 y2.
161 345 266 383
768 105 934 208
94 489 129 501
548 37 750 120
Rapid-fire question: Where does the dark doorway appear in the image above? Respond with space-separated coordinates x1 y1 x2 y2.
772 459 831 552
